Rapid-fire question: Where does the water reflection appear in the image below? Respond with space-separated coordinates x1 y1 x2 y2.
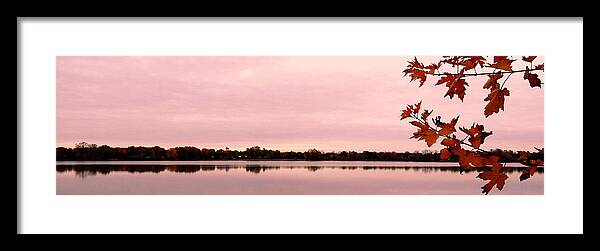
57 164 543 177
56 162 544 195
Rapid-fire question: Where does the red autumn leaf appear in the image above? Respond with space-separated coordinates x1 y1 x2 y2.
529 159 544 166
450 147 501 173
461 124 483 137
528 166 537 175
519 165 539 181
407 56 425 68
517 149 543 181
441 137 461 148
483 73 503 90
400 107 413 120
522 56 537 62
465 152 487 167
460 124 492 149
403 68 427 86
454 149 492 171
436 74 469 101
438 116 459 136
436 74 456 86
413 101 422 114
486 56 515 71
448 144 464 155
535 63 544 70
484 87 510 117
400 101 422 120
425 62 442 74
421 109 432 120
446 80 468 101
409 121 439 147
478 171 508 194
523 66 543 88
456 151 502 173
453 148 471 170
486 155 502 172
441 56 461 65
403 57 429 86
459 56 487 71
440 148 452 160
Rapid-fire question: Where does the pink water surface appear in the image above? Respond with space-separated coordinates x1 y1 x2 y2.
56 161 543 195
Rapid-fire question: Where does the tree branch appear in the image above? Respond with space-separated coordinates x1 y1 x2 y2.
431 68 543 77
409 114 491 154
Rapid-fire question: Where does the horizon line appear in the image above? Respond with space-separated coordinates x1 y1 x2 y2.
55 142 532 153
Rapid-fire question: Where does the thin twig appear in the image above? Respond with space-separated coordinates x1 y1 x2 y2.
500 72 513 89
461 135 469 142
431 68 542 77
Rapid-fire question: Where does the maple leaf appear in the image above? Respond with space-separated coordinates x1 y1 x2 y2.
454 149 490 171
527 166 537 175
438 116 459 136
436 74 469 101
535 63 544 70
400 101 422 120
486 56 515 71
403 68 427 86
440 148 452 160
441 137 461 148
478 171 508 194
448 144 464 155
483 73 503 90
457 152 502 173
484 87 510 117
524 66 543 88
400 107 413 120
486 155 502 172
440 137 465 164
465 152 487 167
529 159 544 166
441 56 461 66
459 56 486 71
409 121 439 147
522 56 537 62
519 166 538 181
425 62 442 74
413 101 422 114
407 56 425 68
460 124 492 149
453 148 471 170
421 109 432 120
516 149 543 181
403 57 429 86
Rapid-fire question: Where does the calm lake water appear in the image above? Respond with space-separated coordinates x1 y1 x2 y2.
56 161 543 195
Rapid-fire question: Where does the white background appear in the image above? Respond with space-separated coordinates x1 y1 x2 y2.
18 18 583 234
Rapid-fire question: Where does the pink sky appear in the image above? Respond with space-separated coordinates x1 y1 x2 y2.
56 56 543 152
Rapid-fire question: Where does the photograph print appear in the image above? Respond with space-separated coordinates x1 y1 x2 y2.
56 56 544 195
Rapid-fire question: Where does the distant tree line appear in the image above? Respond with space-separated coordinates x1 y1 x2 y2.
58 165 541 178
56 142 522 162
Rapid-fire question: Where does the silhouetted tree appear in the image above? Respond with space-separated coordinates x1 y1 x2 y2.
57 142 526 162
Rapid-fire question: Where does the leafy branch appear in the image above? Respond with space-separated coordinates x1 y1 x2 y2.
400 56 545 194
403 56 544 118
431 68 543 77
408 113 490 154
